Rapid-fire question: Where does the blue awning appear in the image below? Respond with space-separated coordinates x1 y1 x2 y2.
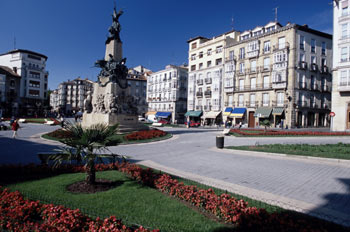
155 112 172 118
223 107 233 116
230 108 246 118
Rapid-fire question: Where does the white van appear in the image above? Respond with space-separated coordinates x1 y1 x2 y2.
147 114 157 122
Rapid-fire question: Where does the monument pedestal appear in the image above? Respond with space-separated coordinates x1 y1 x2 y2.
82 113 148 133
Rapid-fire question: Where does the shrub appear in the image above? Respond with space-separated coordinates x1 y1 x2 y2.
124 129 167 141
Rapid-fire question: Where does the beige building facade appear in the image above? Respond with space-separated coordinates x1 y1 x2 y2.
332 0 350 131
224 22 332 128
187 31 240 125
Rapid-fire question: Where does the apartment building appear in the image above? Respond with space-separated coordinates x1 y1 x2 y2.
52 77 94 115
0 66 21 117
147 65 188 123
0 49 49 116
127 66 151 116
332 0 350 131
187 31 240 125
224 22 332 128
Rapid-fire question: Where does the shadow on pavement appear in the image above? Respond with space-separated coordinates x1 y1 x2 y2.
307 178 350 227
0 136 61 165
166 128 223 135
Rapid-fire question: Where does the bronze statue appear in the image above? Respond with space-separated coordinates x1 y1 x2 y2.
106 7 123 44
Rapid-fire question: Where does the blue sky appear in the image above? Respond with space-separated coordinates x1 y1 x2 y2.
0 0 333 90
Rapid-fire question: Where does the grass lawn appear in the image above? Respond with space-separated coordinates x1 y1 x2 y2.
226 143 350 160
8 171 231 232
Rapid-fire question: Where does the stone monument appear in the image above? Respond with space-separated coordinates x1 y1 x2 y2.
82 6 147 132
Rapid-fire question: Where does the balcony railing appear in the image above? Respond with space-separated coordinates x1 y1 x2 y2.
246 101 258 108
247 50 259 58
310 83 319 91
321 102 330 109
197 79 203 85
310 63 318 72
196 92 203 97
205 78 212 84
195 106 203 110
273 42 290 51
272 100 288 107
310 102 318 108
233 83 272 92
298 61 307 70
320 66 329 74
204 90 212 98
204 105 212 111
321 85 330 92
299 82 308 89
297 100 309 108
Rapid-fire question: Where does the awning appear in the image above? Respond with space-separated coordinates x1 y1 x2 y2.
145 111 157 116
254 107 272 118
223 107 233 116
230 108 246 118
155 112 171 118
203 111 222 119
272 107 284 116
184 111 202 117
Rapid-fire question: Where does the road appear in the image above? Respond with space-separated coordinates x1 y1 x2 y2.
0 124 349 225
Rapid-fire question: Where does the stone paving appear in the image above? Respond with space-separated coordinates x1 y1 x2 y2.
0 124 349 225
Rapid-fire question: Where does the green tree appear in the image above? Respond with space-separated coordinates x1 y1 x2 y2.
56 123 121 184
260 119 271 132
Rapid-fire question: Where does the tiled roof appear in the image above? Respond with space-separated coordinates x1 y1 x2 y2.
0 65 21 78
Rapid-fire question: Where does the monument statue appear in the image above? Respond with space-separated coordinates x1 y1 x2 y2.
106 7 123 44
82 4 147 132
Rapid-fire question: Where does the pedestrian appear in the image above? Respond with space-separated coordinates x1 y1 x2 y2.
60 115 65 128
12 119 19 139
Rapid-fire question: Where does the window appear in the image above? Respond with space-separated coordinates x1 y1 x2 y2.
228 95 233 106
207 49 212 55
263 57 270 70
263 76 269 89
300 53 305 62
29 71 40 79
239 79 244 91
341 47 348 62
321 58 326 66
191 54 196 61
10 80 15 87
263 93 269 106
264 41 270 53
300 36 305 50
277 92 284 106
250 77 256 90
229 51 234 60
191 42 197 49
239 47 245 59
247 41 258 52
239 63 245 74
191 65 196 71
215 58 222 65
29 89 40 97
342 4 348 16
29 80 40 88
199 52 203 58
342 23 348 39
274 51 287 63
311 39 316 53
278 37 285 49
340 70 348 85
216 46 223 53
322 42 326 55
199 63 203 69
238 94 244 106
206 61 211 68
207 72 211 78
250 94 256 106
251 60 257 72
311 56 316 64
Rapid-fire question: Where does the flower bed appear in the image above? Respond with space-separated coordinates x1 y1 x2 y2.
1 162 347 231
0 187 157 232
45 129 73 139
230 128 350 137
124 129 167 141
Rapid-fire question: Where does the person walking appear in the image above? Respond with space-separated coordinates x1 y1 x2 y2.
12 119 19 139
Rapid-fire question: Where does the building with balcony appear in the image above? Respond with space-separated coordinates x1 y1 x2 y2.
52 77 94 115
127 65 152 117
0 66 21 117
332 0 350 131
147 65 188 123
0 49 49 116
187 30 240 125
224 22 332 128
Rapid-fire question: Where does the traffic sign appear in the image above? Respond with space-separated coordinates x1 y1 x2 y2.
329 112 335 117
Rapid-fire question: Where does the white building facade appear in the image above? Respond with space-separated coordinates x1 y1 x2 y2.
332 0 350 131
0 49 49 116
187 31 240 125
147 65 188 123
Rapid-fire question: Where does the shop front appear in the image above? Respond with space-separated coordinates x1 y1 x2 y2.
254 107 272 127
272 107 285 128
184 110 203 124
202 111 222 126
229 108 246 127
155 112 172 123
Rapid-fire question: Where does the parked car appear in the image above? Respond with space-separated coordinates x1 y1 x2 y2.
138 116 147 122
184 121 200 127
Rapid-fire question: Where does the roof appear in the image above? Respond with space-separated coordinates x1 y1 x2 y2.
187 36 209 43
0 65 21 78
185 111 202 117
296 24 332 39
0 49 48 60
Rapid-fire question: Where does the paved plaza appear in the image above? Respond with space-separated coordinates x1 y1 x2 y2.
0 123 350 225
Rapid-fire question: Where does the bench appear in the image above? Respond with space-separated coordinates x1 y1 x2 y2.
152 122 163 127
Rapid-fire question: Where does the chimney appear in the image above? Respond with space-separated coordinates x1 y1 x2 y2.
303 24 309 28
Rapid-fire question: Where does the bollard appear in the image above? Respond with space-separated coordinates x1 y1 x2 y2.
216 135 224 149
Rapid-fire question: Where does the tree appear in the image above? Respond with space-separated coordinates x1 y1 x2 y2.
55 122 121 185
260 119 271 132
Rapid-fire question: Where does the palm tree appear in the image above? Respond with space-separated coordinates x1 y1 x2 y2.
59 122 121 184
